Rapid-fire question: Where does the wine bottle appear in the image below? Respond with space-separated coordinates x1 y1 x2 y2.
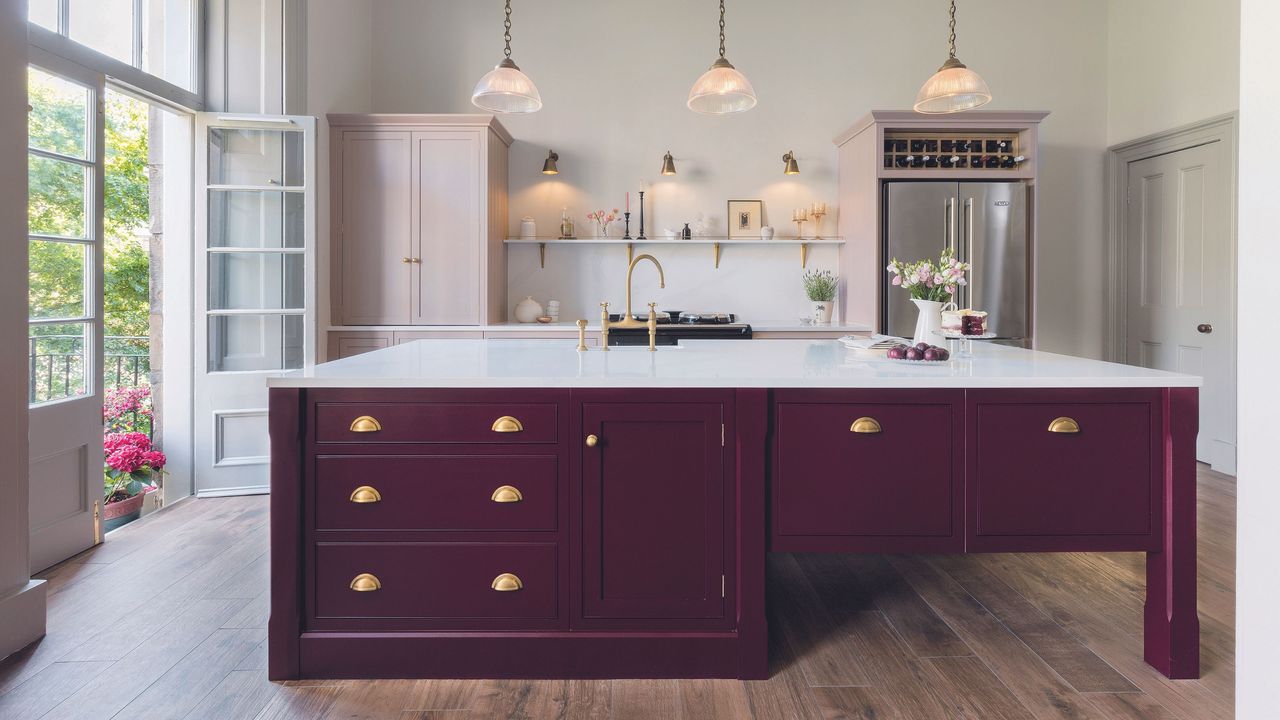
895 155 911 168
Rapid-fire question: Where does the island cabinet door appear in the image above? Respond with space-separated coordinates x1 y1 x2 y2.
967 389 1161 552
577 392 732 630
771 390 964 553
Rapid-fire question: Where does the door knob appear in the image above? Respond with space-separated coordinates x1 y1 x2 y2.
1197 323 1213 334
585 434 598 447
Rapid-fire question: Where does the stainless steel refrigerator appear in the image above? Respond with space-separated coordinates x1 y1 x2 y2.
882 181 1030 345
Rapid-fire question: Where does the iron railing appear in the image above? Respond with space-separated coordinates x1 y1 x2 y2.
28 334 151 404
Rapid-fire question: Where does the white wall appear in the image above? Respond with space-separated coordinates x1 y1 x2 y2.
1107 0 1240 145
0 0 47 659
1236 0 1280 714
294 0 1112 352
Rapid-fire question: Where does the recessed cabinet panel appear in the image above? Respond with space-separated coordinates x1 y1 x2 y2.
413 132 481 324
339 131 412 325
580 398 729 626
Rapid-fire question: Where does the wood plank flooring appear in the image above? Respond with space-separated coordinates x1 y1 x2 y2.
0 466 1234 719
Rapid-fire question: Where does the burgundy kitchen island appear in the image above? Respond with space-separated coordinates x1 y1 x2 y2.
267 339 1201 681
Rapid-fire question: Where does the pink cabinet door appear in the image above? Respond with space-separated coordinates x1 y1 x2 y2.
579 393 730 628
968 389 1160 551
772 390 963 553
338 131 412 325
411 131 481 325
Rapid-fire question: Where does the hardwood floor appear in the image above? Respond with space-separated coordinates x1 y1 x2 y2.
0 466 1234 719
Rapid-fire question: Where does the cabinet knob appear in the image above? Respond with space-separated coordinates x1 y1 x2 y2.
1197 323 1213 334
491 416 524 433
585 434 599 447
349 485 382 503
850 417 882 434
349 573 382 592
491 573 523 592
491 485 523 503
1047 416 1080 434
349 415 382 433
401 257 411 264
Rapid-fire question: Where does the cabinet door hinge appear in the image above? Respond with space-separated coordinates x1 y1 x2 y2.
721 574 726 597
720 424 725 446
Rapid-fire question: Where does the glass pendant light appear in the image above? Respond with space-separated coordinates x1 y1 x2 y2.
472 0 542 114
687 0 757 114
914 0 991 114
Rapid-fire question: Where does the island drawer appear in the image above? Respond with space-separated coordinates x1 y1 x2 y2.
313 455 559 531
313 401 558 444
772 391 963 551
969 390 1159 549
311 541 558 621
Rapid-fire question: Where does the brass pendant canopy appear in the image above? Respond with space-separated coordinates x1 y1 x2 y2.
661 151 677 176
782 151 799 175
913 0 991 114
542 149 559 174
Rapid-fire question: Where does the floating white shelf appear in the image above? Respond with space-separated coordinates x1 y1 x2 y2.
504 237 845 269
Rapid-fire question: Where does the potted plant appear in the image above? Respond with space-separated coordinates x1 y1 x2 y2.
802 269 839 325
886 248 970 345
103 432 166 532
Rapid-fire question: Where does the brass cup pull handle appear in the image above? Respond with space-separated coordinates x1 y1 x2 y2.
350 573 381 592
585 434 599 447
850 417 882 434
1048 417 1081 433
491 485 523 503
350 415 382 433
491 573 523 592
349 485 382 503
491 416 524 433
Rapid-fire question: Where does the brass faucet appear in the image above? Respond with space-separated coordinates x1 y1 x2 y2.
611 254 666 329
647 302 658 352
599 302 610 350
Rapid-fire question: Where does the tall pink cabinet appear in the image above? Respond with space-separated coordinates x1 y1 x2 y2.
328 115 511 346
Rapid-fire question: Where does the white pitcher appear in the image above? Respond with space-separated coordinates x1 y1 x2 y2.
911 299 955 346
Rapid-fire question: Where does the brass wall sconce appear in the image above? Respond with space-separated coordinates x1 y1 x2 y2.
542 150 559 175
782 151 799 175
661 151 677 176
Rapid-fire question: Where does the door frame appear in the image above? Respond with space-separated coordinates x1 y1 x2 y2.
1105 112 1238 363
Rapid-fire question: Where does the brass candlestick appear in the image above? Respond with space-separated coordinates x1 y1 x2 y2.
809 208 826 239
793 215 807 239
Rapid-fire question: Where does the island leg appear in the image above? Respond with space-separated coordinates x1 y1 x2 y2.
1144 387 1199 679
268 387 304 680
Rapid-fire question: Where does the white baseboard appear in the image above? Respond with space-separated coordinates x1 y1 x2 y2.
196 485 270 498
0 579 47 661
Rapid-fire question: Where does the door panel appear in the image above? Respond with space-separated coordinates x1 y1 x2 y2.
340 131 411 325
958 182 1028 340
884 182 957 337
412 132 481 324
1125 142 1235 472
580 400 727 625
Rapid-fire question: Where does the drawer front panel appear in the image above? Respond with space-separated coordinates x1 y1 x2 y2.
973 400 1154 538
314 542 557 619
775 401 956 538
315 455 558 531
315 402 558 444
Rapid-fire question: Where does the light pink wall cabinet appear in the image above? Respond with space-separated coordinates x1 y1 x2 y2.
329 115 511 327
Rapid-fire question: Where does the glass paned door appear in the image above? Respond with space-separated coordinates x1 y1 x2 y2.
27 58 105 571
194 114 315 496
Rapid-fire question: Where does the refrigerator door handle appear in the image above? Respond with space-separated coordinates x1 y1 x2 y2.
945 197 955 255
963 197 974 309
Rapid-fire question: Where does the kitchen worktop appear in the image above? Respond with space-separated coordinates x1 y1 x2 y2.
269 338 1200 389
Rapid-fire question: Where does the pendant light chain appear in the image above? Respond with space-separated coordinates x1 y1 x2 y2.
947 0 957 59
718 0 726 59
503 0 513 59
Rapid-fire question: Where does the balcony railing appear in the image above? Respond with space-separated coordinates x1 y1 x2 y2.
28 334 151 404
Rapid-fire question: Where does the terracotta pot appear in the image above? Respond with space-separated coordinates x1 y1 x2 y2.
103 490 149 532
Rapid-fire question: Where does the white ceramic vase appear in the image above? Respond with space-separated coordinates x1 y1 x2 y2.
911 298 944 346
811 300 834 325
514 296 543 323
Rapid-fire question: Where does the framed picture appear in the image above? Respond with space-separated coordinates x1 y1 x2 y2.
727 200 763 239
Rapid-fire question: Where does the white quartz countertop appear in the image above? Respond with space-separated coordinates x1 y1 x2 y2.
269 339 1200 389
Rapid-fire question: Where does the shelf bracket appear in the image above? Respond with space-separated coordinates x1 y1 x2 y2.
538 242 546 269
626 243 634 264
801 242 809 268
713 242 721 269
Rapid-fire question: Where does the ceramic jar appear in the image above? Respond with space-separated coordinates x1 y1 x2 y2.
514 296 543 323
760 225 775 240
520 217 537 239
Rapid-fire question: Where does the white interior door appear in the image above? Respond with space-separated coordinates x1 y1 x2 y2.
194 114 315 496
1125 141 1236 473
26 54 106 571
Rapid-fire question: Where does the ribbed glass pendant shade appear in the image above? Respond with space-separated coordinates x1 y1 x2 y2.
687 58 757 115
472 58 543 114
914 57 991 114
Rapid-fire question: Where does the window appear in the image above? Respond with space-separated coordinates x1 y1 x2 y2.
28 67 97 404
28 0 197 91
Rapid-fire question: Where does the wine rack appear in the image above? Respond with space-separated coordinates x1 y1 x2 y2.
882 131 1024 170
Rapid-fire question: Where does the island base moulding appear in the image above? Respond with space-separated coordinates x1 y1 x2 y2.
268 376 1197 680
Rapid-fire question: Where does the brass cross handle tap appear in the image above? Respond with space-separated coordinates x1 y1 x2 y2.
599 302 611 351
647 302 658 352
576 319 588 351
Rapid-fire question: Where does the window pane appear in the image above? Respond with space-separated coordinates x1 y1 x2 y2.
208 314 303 372
29 155 88 238
209 191 304 249
141 0 195 90
29 322 89 404
28 68 89 158
30 240 87 319
28 0 58 30
69 0 136 66
208 253 304 310
209 128 302 187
